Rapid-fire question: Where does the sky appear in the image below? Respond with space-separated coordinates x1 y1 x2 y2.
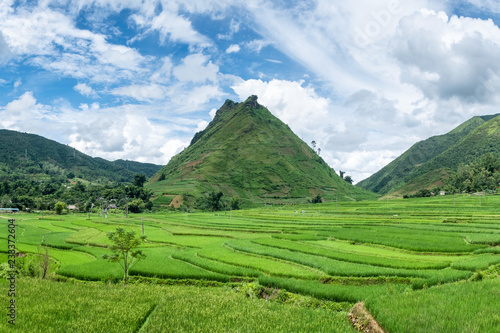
1 0 500 183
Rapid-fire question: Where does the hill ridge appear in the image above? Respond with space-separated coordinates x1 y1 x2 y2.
150 96 376 205
0 129 162 182
357 113 500 195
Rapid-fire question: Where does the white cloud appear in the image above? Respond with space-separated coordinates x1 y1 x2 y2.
393 10 500 103
111 84 167 102
173 53 219 83
74 83 97 97
0 3 148 83
244 39 272 53
209 108 217 119
150 56 173 84
0 92 51 131
0 31 12 64
226 44 241 54
217 18 240 40
131 5 212 49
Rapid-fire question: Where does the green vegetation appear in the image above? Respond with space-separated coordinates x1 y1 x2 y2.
0 129 161 184
149 96 377 206
358 113 500 196
1 194 498 331
365 278 500 333
102 228 147 283
0 278 355 333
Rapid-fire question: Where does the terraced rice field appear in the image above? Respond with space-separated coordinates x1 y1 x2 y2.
1 194 499 332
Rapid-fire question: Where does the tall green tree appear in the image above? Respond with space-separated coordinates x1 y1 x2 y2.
102 228 146 284
133 174 147 187
54 201 67 215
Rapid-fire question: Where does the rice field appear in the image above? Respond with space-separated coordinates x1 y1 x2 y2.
0 194 499 332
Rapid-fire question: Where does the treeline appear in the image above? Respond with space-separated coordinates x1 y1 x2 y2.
176 191 242 212
0 174 152 213
405 153 500 198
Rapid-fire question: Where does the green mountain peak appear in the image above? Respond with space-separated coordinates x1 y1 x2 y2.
150 96 375 205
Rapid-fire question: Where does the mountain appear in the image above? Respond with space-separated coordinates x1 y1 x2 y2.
357 113 500 196
149 96 376 205
0 129 162 182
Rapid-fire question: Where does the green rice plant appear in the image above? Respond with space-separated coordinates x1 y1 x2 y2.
227 239 472 282
66 227 109 246
451 254 500 271
171 250 260 277
0 278 164 332
41 232 78 249
140 285 356 333
130 247 230 282
365 279 500 333
308 239 470 264
464 233 500 245
258 275 407 303
318 225 486 252
254 237 449 269
25 220 78 233
12 224 48 245
197 245 322 280
474 247 500 254
58 260 123 281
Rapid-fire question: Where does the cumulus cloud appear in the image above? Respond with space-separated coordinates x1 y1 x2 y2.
226 44 241 54
0 3 148 83
131 4 212 49
74 83 97 98
173 53 219 83
393 10 500 103
0 92 51 132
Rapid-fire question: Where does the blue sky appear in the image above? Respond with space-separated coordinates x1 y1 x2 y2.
1 0 500 182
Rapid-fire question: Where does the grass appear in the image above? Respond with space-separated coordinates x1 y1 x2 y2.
0 278 356 333
365 278 500 333
0 194 498 331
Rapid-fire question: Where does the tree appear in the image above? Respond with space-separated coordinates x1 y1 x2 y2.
133 174 147 188
102 228 146 284
54 201 67 215
128 199 146 213
344 175 353 184
230 196 241 210
317 148 321 156
311 194 322 204
206 191 224 211
311 140 316 150
37 246 51 279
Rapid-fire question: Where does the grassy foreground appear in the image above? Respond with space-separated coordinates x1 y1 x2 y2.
1 194 499 331
0 278 355 333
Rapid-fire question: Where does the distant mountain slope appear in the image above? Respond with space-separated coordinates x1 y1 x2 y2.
0 129 162 182
149 96 376 204
357 114 500 196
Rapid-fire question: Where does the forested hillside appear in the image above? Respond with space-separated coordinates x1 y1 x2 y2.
358 114 500 196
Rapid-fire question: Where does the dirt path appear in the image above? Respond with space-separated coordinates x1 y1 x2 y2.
349 302 386 333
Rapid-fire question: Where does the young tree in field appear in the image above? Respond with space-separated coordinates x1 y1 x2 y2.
37 246 51 279
102 228 146 284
